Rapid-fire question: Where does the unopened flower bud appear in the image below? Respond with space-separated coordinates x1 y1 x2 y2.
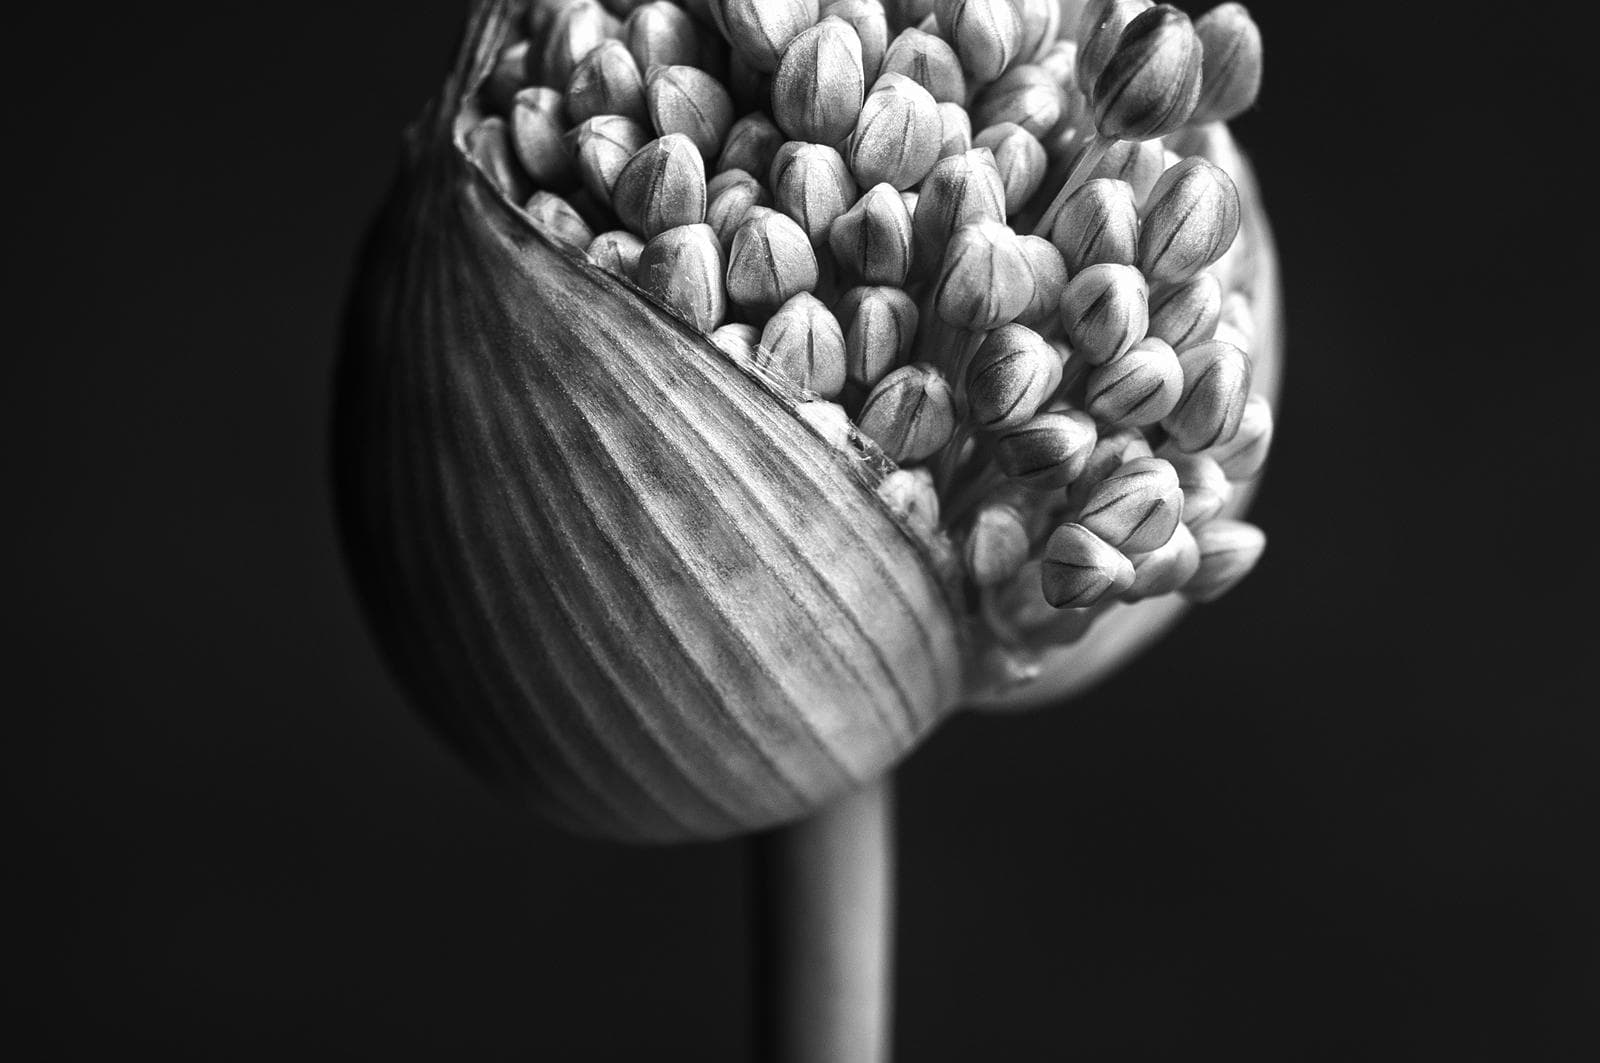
913 150 1007 267
1012 0 1061 62
625 0 701 70
511 87 580 191
936 102 973 158
770 141 858 244
1049 177 1138 271
587 229 645 278
542 0 618 89
847 73 944 190
1058 262 1148 365
1014 235 1067 330
1076 454 1182 553
573 114 650 202
1092 4 1203 141
646 65 735 160
1122 520 1199 601
710 0 821 73
525 190 596 246
966 503 1031 587
826 0 891 82
1182 518 1265 603
1165 450 1232 527
1161 338 1251 452
965 323 1063 431
829 183 914 284
1138 156 1240 284
566 39 648 126
612 133 707 238
711 321 761 359
857 363 958 461
485 41 533 114
877 466 941 537
1040 523 1135 607
1207 391 1273 481
466 116 530 201
936 0 1023 82
715 114 785 177
1192 2 1263 125
636 222 726 331
1084 335 1182 426
973 123 1047 215
774 18 867 144
706 168 772 250
1147 271 1221 349
993 408 1097 488
725 208 820 306
760 292 849 397
880 27 967 103
1074 0 1153 99
973 65 1063 137
837 285 919 386
934 221 1036 329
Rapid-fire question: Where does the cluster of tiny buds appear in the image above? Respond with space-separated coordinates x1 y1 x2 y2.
466 0 1272 646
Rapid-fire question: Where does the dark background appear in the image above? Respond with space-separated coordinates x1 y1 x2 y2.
6 2 1589 1060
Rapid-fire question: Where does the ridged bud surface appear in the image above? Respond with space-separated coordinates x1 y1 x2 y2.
726 208 819 306
1058 262 1148 365
934 221 1035 329
1041 524 1135 607
1138 156 1241 285
1051 177 1138 271
771 141 858 244
711 0 821 73
773 18 867 144
1147 272 1222 350
848 74 944 191
566 39 647 126
760 292 849 398
1084 335 1182 426
1076 455 1183 554
637 223 727 331
829 182 915 284
880 27 967 103
1192 3 1263 125
1162 338 1252 452
838 285 920 386
973 64 1063 137
1091 4 1202 140
965 323 1063 431
857 363 958 461
612 133 707 238
993 409 1097 488
936 0 1023 82
974 123 1047 215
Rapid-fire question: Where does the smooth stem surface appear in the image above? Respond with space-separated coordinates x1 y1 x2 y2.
752 775 894 1063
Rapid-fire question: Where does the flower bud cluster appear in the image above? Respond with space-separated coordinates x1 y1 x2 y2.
464 0 1274 648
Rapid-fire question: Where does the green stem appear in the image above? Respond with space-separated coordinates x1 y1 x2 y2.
752 775 895 1063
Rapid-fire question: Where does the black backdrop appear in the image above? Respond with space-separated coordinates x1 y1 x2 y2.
6 2 1591 1060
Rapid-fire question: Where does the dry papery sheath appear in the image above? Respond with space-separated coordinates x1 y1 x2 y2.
336 0 1282 843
